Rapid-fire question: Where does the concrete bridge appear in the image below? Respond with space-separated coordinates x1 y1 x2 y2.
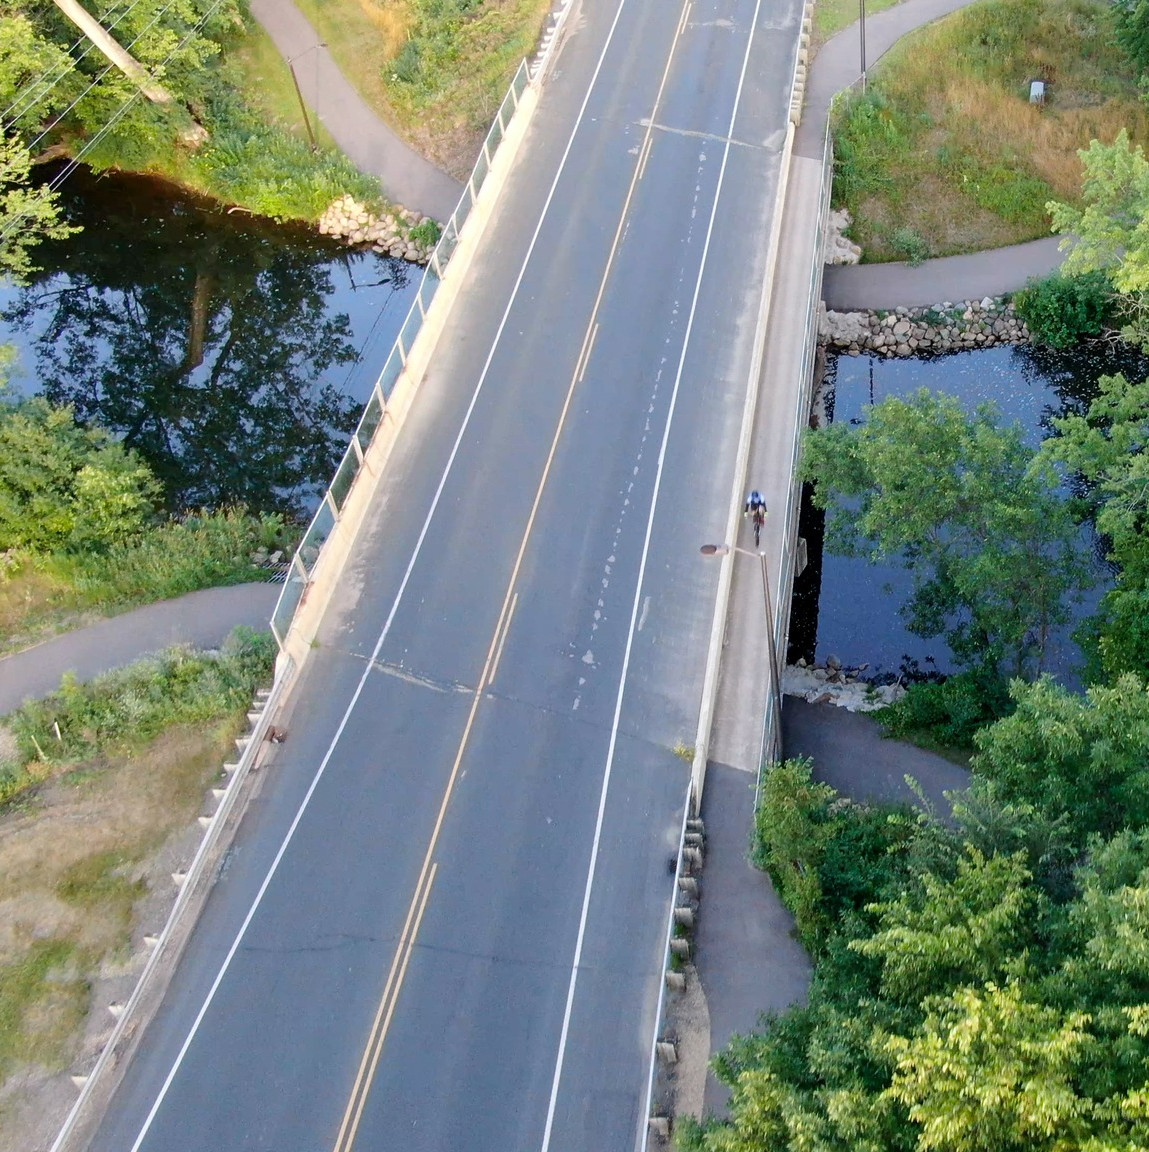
57 0 1066 1149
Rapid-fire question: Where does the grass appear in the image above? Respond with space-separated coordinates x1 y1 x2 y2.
830 0 1149 261
224 24 340 152
0 940 87 1082
0 638 272 1127
292 0 552 178
0 509 287 658
814 0 905 47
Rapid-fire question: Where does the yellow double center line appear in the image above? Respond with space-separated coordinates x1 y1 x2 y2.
331 7 689 1146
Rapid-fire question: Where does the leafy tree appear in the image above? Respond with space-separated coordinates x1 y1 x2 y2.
950 776 1076 900
0 394 159 552
803 389 1092 677
973 674 1149 841
1042 371 1149 677
1050 130 1149 295
885 981 1094 1152
852 849 1036 1005
1114 0 1149 72
0 0 242 165
0 131 77 281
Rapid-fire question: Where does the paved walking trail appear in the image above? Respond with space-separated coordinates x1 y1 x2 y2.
248 0 463 223
0 583 280 717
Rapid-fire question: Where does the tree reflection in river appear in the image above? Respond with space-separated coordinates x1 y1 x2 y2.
2 166 413 517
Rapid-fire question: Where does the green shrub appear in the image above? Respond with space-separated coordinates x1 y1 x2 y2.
754 759 835 949
0 398 160 554
72 508 288 606
188 92 383 222
5 628 275 775
833 89 913 206
890 225 932 265
409 218 442 247
875 668 1016 750
1114 0 1149 71
1014 270 1115 347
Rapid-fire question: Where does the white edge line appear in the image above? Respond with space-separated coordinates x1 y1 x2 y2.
539 0 768 1137
635 782 692 1148
124 0 643 1145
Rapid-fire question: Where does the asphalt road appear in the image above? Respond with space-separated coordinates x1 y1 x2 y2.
85 0 800 1147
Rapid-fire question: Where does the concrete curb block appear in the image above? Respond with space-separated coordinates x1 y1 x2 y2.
49 661 296 1152
532 0 575 84
278 81 541 677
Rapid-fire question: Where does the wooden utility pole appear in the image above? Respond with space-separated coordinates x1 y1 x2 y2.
50 0 173 104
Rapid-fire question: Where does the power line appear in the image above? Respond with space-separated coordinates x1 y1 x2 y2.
1 0 232 251
1 0 154 128
21 0 198 159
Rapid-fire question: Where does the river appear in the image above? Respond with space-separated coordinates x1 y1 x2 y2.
791 340 1149 683
0 165 421 518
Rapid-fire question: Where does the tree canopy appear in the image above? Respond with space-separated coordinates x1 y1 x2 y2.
802 388 1092 677
1041 371 1149 679
1049 130 1149 295
684 366 1149 1152
0 391 159 553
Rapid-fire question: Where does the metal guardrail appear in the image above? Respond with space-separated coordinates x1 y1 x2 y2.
270 59 532 648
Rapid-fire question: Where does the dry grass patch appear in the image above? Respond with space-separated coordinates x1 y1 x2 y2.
294 0 550 180
0 563 97 659
832 0 1149 260
0 721 239 1133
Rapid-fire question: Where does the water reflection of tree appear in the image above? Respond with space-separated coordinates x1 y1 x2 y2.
2 168 411 518
1012 340 1149 434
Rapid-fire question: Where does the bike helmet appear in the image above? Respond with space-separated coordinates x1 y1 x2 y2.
749 489 762 504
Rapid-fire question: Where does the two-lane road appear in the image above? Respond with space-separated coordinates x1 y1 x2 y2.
85 0 800 1146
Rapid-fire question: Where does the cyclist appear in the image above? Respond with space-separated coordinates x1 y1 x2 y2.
744 489 767 519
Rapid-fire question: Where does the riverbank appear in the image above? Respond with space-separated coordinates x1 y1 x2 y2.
820 296 1029 357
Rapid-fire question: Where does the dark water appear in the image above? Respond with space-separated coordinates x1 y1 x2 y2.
790 341 1149 681
0 166 420 518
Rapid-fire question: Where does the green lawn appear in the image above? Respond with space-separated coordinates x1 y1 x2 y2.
814 0 905 47
225 24 339 151
830 0 1149 261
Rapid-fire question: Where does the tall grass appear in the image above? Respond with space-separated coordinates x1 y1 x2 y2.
0 509 287 656
72 508 287 605
832 0 1149 260
179 91 384 222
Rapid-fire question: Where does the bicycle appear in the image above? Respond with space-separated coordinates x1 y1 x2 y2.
751 505 765 548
